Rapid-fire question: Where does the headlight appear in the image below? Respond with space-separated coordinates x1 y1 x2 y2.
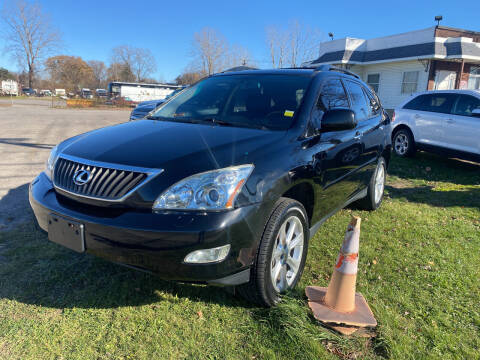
45 145 59 180
153 165 254 211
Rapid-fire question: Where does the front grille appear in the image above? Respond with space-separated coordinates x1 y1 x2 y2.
53 156 156 201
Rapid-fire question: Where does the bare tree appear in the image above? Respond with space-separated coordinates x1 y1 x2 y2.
227 45 256 68
1 0 61 88
106 62 135 83
110 45 156 82
266 26 288 68
266 20 322 68
191 28 229 75
87 60 107 89
287 20 322 67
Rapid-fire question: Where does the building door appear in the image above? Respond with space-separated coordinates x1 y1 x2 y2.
434 70 457 90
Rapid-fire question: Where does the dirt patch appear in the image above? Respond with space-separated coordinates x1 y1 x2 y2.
387 179 412 189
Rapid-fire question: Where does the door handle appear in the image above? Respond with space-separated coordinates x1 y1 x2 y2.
446 118 455 124
414 114 420 119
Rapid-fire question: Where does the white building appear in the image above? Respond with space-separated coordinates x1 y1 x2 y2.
108 82 181 103
0 80 18 96
305 26 480 109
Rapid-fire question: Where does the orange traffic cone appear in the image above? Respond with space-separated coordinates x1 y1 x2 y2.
306 216 377 335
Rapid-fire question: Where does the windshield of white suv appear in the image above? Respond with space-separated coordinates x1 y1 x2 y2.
149 74 312 130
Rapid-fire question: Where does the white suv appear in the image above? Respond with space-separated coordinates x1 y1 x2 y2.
392 90 480 161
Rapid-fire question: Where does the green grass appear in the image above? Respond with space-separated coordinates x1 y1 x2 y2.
1 153 479 359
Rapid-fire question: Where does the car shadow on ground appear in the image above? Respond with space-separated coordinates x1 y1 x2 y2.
388 152 480 186
385 184 480 208
386 152 480 208
0 183 252 310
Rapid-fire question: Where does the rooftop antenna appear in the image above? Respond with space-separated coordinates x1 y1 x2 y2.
435 15 443 27
328 32 334 41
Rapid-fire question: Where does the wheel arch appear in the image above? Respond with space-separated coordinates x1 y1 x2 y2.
281 182 314 226
392 124 414 142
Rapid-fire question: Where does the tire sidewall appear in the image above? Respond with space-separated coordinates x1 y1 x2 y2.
371 157 386 209
262 203 309 305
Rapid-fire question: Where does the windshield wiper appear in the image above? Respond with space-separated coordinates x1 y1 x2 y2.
200 118 235 126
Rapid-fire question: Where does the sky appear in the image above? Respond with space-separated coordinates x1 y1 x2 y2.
0 0 479 82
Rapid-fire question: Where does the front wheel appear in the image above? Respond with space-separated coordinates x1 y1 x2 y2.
237 198 309 307
356 157 386 211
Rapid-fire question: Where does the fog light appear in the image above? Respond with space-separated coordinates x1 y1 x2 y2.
184 244 231 264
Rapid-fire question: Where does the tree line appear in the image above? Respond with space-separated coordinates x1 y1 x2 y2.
1 0 322 91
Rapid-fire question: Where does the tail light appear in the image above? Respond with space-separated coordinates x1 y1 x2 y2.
391 111 396 123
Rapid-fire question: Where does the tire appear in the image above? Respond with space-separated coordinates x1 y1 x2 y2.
237 198 309 307
393 128 416 157
356 157 386 211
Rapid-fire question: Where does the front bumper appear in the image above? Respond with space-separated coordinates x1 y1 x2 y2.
29 173 268 285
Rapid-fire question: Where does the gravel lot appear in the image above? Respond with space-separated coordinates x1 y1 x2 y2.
0 102 129 230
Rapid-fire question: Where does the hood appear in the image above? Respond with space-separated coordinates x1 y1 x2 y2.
60 119 286 175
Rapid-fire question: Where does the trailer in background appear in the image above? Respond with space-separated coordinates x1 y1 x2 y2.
55 89 66 96
1 80 19 96
108 82 181 103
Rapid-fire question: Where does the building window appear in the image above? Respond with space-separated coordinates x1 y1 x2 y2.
401 71 419 94
468 66 480 90
367 74 380 93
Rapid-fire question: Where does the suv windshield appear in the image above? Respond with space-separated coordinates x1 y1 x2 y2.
150 74 311 130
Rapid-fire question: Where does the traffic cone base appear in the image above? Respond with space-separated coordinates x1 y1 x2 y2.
306 286 377 332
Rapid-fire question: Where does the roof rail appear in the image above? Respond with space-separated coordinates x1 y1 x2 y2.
299 64 360 79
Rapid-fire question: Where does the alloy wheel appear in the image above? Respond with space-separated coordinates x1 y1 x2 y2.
394 133 409 155
270 215 304 293
374 162 385 204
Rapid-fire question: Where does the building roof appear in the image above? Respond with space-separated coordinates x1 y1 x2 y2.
306 26 480 66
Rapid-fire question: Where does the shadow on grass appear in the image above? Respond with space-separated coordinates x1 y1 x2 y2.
388 152 480 186
0 224 254 310
386 185 480 208
0 183 252 310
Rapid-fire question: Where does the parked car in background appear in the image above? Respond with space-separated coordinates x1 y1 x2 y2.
392 90 480 161
81 88 93 99
22 87 36 96
96 89 108 98
129 88 186 120
38 90 52 97
30 66 391 306
130 99 166 120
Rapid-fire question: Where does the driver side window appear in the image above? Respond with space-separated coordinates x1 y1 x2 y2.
310 79 350 134
317 79 350 111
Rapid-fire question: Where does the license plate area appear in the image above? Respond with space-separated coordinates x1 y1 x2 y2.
48 214 85 252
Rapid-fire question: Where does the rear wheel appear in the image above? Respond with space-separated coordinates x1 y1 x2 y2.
393 128 415 157
237 198 309 307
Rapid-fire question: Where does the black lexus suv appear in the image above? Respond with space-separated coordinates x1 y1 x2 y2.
30 66 391 306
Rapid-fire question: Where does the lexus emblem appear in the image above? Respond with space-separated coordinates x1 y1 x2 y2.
73 169 92 186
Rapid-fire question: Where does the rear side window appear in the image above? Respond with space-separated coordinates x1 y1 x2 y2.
452 95 480 117
363 88 381 116
318 79 349 110
344 80 370 121
404 93 456 114
403 94 429 110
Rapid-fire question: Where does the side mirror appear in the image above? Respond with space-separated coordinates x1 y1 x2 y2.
472 108 480 118
321 109 357 132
